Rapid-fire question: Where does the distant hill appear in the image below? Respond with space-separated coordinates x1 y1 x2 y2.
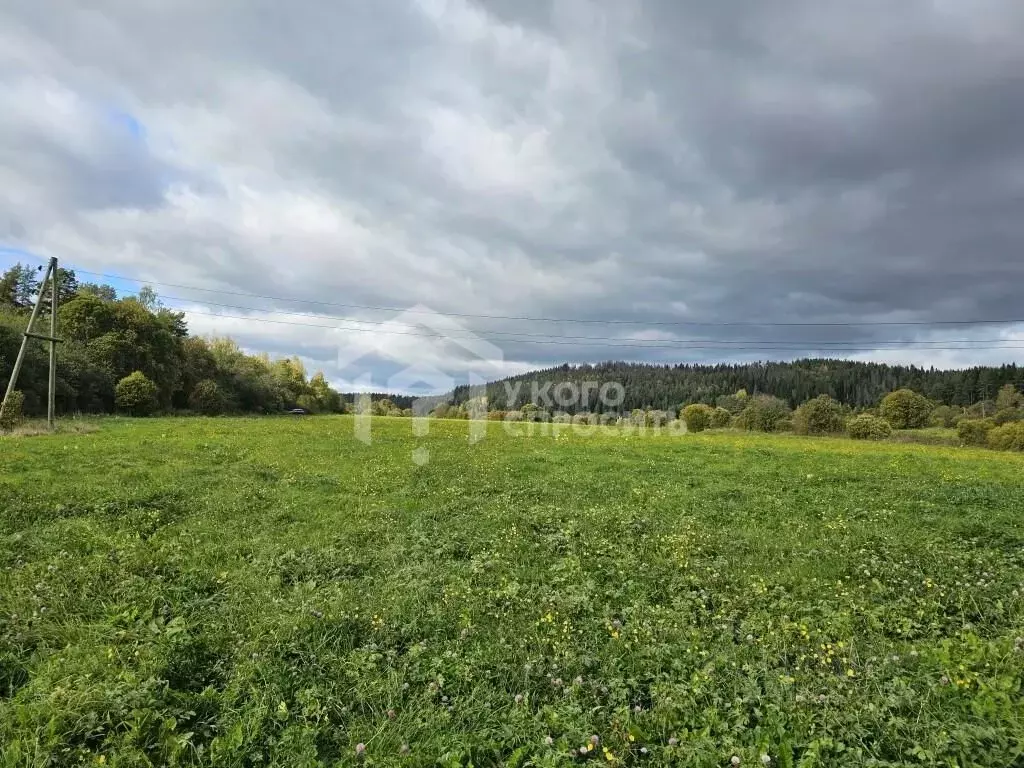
453 359 1024 413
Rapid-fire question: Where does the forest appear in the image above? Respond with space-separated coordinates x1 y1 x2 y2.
478 360 1024 414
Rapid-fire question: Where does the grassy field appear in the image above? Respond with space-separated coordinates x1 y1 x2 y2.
2 417 1023 767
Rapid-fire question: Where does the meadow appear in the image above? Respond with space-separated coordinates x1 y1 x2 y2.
1 416 1023 767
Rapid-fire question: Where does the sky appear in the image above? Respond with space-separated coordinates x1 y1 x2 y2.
3 0 1024 393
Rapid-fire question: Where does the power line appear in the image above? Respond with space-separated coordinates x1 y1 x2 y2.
68 266 1024 329
12 257 1024 349
178 308 1024 353
156 294 1023 348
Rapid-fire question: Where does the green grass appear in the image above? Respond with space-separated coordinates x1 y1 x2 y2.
2 417 1023 767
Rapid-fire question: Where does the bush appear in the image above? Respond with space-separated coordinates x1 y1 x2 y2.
648 410 671 427
793 394 846 435
189 379 225 415
115 371 159 416
879 389 932 429
929 405 957 428
0 390 25 430
957 418 995 446
709 406 733 428
681 403 713 432
736 395 791 432
987 422 1024 451
847 414 893 440
715 390 748 414
520 403 544 422
992 408 1023 426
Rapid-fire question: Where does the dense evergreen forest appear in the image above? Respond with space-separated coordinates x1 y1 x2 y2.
476 360 1024 414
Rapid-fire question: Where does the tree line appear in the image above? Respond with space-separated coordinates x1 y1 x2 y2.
1 263 348 419
6 261 1024 423
477 359 1024 414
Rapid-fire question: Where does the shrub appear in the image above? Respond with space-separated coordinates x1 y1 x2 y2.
992 408 1023 426
115 371 158 416
736 395 791 432
681 403 713 432
966 401 997 419
957 418 995 446
987 422 1024 451
189 379 225 415
709 406 733 428
929 405 957 428
648 410 671 428
296 394 321 414
793 395 846 435
0 390 25 430
879 389 932 429
520 403 544 422
715 390 748 414
847 414 893 440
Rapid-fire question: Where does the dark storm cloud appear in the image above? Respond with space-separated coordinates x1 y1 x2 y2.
2 0 1024 386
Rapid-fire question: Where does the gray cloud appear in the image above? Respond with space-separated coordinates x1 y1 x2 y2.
3 0 1024 390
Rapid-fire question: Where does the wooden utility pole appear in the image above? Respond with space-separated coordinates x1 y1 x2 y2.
48 260 59 426
1 257 61 429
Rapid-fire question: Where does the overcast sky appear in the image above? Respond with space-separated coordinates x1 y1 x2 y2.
3 0 1024 392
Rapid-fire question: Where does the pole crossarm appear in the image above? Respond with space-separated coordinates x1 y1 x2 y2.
24 332 64 343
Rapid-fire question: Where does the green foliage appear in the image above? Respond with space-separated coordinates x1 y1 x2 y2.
992 408 1023 426
115 371 159 416
987 422 1024 451
995 383 1022 411
715 390 748 414
709 406 733 428
1 281 345 419
957 418 996 446
3 418 1024 765
0 390 25 430
879 388 933 429
847 414 893 440
188 379 225 415
681 403 713 432
0 263 40 308
308 372 342 413
735 395 791 432
519 403 544 422
929 405 958 428
792 394 846 435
